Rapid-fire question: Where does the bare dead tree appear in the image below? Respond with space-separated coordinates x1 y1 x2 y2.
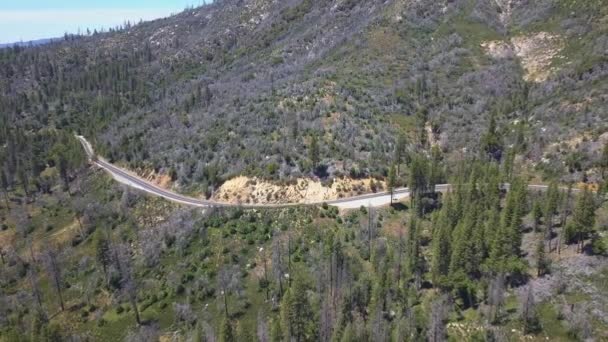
256 310 269 342
396 227 405 289
427 294 451 342
217 264 241 317
519 284 540 334
27 267 44 316
125 323 160 342
260 247 270 301
487 274 505 324
319 291 336 342
115 243 141 325
70 195 91 241
557 184 573 255
0 169 9 209
272 235 286 298
173 302 196 325
368 205 374 258
564 303 593 340
42 244 65 311
13 204 30 238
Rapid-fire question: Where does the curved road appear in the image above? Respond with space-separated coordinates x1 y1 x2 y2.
77 136 563 209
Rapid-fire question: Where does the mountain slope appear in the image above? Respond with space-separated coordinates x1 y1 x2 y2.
1 0 607 194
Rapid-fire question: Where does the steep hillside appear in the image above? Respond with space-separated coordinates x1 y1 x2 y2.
2 0 608 194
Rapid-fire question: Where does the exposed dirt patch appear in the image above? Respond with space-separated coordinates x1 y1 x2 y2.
322 111 342 127
481 40 514 59
135 169 173 189
482 32 564 83
511 32 564 83
213 176 385 205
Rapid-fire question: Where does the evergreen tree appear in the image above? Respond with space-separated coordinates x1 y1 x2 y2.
543 182 560 246
536 239 549 277
430 207 451 286
309 134 320 171
429 145 443 192
281 277 314 342
449 204 480 278
570 187 596 252
95 231 111 283
480 114 503 161
408 154 429 214
502 148 515 181
483 207 501 258
407 218 423 281
502 179 527 256
531 200 542 233
394 133 407 176
600 142 608 180
387 164 397 204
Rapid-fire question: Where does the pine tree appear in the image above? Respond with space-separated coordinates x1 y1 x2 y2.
309 134 320 171
502 148 515 181
502 179 527 256
571 187 596 252
480 114 503 161
394 134 407 177
95 231 111 283
488 216 510 274
483 207 501 258
281 277 314 342
449 204 480 278
408 155 429 214
429 145 443 192
543 182 560 250
531 200 542 233
430 207 451 285
407 218 422 281
600 142 608 180
387 164 397 204
536 239 549 277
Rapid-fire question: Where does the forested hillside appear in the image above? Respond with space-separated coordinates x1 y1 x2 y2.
1 0 608 341
2 0 608 193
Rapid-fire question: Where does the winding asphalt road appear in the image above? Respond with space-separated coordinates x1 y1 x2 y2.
76 136 564 209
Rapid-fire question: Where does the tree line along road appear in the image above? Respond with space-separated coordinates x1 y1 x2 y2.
76 136 578 210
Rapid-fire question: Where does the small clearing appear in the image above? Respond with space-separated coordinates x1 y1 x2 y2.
482 32 564 83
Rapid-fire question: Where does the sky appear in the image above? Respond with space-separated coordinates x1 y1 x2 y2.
0 0 210 44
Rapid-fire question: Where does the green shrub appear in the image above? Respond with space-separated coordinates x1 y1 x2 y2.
591 236 607 256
